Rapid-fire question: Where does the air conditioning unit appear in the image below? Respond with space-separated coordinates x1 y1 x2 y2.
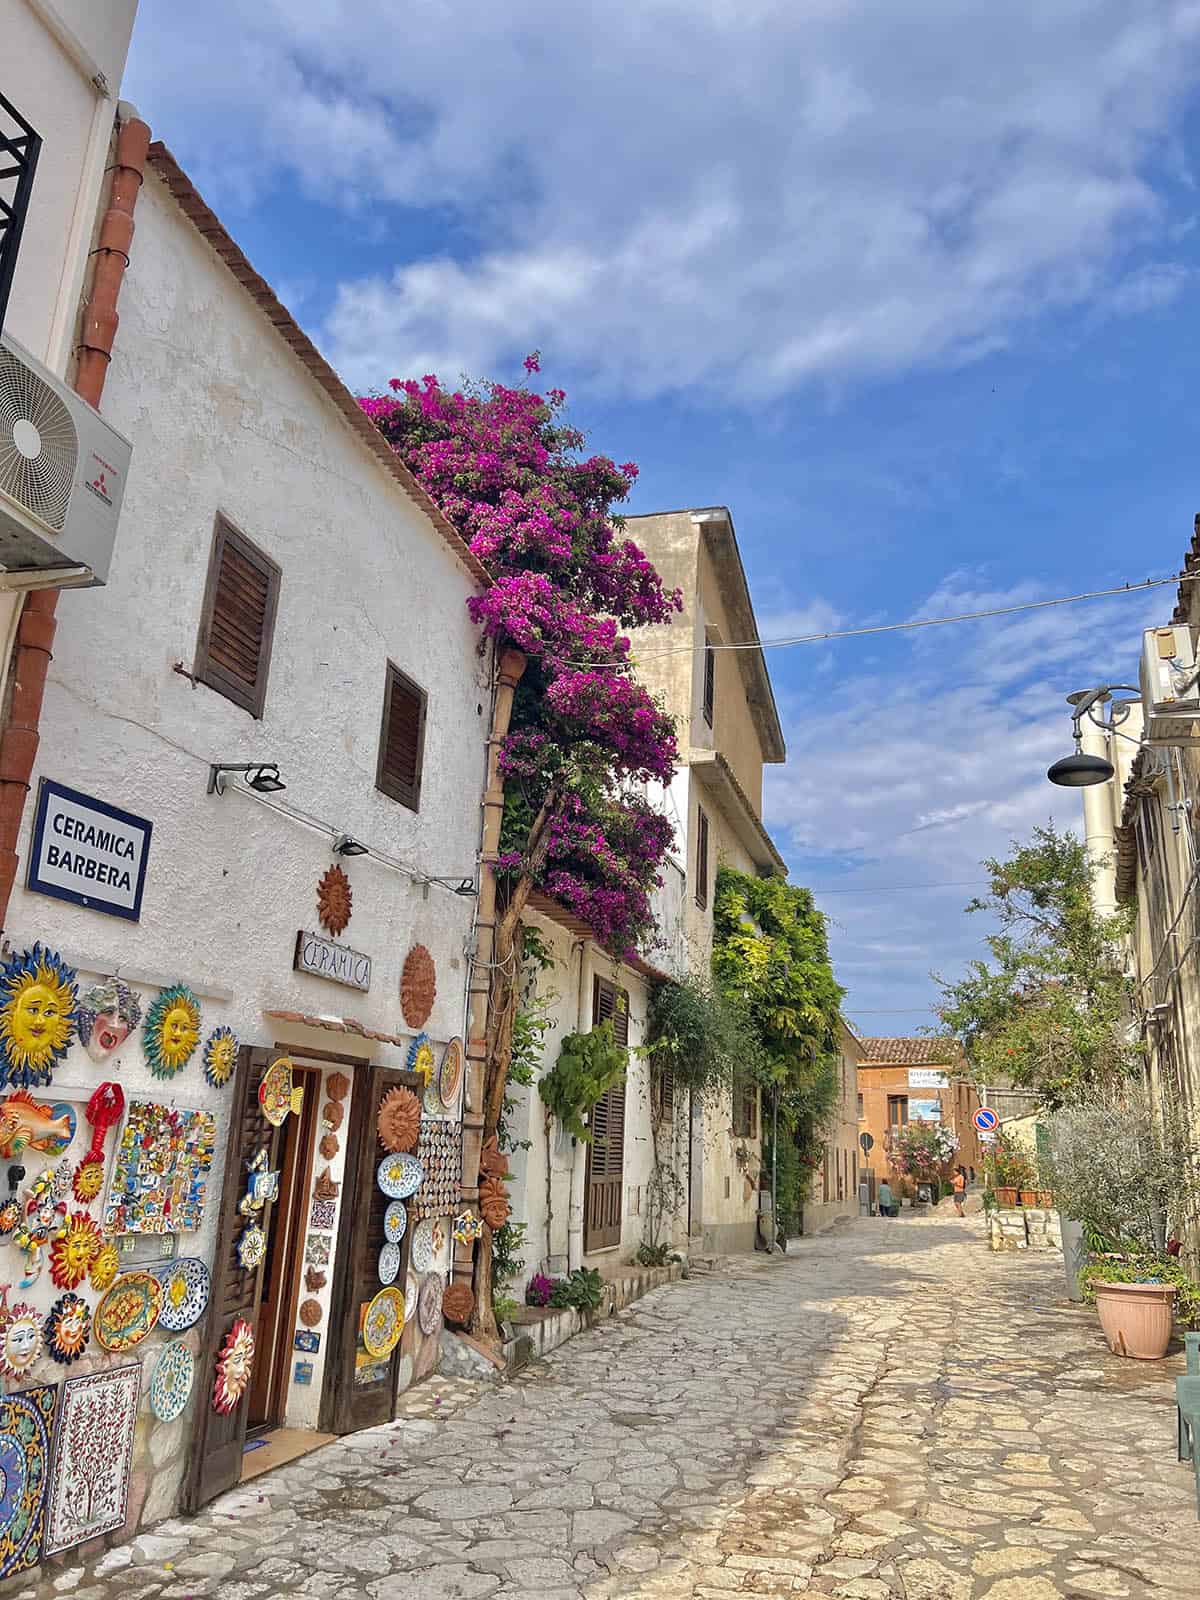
0 332 130 590
1140 625 1200 743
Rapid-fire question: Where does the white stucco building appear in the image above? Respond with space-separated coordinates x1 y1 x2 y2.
0 133 492 1541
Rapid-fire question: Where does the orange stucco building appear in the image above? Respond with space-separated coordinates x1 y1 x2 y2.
855 1038 983 1193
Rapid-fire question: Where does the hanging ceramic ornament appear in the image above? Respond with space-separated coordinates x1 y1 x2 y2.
0 943 78 1090
93 1272 162 1352
44 1292 91 1363
77 977 142 1064
326 1070 350 1102
362 1286 404 1358
143 985 201 1078
0 1091 76 1159
317 864 353 937
452 1209 483 1247
417 1273 444 1336
48 1212 102 1289
406 1032 436 1085
154 1257 210 1333
442 1282 474 1328
377 1087 420 1153
0 1164 24 1239
479 1135 510 1180
0 1285 42 1379
13 1167 66 1287
88 1240 119 1292
258 1058 293 1126
212 1318 255 1414
319 1133 339 1161
438 1037 464 1110
149 1340 195 1423
479 1176 510 1231
237 1224 266 1273
73 1080 124 1204
400 945 436 1029
202 1026 239 1089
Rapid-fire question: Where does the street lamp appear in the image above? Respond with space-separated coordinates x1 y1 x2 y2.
1046 686 1139 788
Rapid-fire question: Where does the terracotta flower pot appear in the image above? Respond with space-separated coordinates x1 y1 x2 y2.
995 1186 1018 1207
1037 1190 1054 1208
1018 1189 1038 1207
1093 1280 1176 1360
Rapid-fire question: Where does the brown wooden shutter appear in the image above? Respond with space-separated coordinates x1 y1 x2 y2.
695 805 709 909
702 640 715 726
732 1073 757 1138
584 976 627 1250
376 663 427 811
194 517 281 719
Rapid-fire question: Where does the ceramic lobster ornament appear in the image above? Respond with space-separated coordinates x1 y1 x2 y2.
73 1081 124 1204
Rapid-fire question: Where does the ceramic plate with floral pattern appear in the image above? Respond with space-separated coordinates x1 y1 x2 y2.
383 1200 408 1244
377 1152 423 1200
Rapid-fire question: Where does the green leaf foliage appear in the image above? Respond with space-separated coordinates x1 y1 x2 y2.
538 1019 627 1143
933 823 1139 1107
643 976 763 1104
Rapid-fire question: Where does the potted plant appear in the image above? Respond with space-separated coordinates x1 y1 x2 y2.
1079 1251 1198 1360
987 1135 1023 1207
1017 1155 1039 1208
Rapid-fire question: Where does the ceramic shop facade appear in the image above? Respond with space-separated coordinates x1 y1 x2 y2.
0 138 492 1574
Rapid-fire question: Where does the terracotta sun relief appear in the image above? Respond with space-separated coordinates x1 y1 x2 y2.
317 865 353 937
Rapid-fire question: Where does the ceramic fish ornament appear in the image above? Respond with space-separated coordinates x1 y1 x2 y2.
0 1090 77 1158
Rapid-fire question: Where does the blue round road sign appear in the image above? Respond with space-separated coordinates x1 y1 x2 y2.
973 1107 999 1133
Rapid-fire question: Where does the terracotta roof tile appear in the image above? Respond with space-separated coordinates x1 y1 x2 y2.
856 1036 961 1065
264 1009 409 1049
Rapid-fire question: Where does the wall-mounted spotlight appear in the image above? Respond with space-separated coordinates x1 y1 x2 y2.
207 762 286 796
334 834 369 857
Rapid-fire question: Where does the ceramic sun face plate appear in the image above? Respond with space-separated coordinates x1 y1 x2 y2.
383 1200 408 1244
377 1152 423 1200
154 1257 210 1333
378 1241 401 1286
149 1340 195 1423
362 1286 404 1359
94 1272 162 1352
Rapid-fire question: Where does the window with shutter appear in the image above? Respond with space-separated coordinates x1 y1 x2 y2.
732 1072 757 1138
376 663 427 812
702 638 715 727
585 976 628 1249
695 805 710 909
653 1063 675 1124
194 517 281 719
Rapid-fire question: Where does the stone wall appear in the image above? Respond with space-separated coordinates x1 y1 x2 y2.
988 1207 1062 1252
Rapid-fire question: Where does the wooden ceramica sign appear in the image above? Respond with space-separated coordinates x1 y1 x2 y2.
27 779 152 921
294 930 372 992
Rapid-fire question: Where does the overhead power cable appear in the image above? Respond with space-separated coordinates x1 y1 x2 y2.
580 573 1186 668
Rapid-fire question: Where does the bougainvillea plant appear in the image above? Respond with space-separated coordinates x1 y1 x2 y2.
362 359 680 1336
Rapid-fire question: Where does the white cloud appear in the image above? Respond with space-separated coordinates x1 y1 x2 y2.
124 1 1200 401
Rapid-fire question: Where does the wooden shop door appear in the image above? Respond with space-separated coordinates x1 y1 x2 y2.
246 1062 320 1431
584 976 628 1252
320 1064 424 1436
183 1046 287 1512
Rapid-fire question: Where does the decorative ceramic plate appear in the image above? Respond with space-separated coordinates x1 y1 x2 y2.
150 1339 195 1422
154 1256 210 1332
410 1218 436 1274
378 1242 401 1285
258 1057 293 1127
94 1272 163 1352
438 1037 464 1109
422 1075 444 1117
417 1272 444 1336
404 1275 418 1324
362 1286 405 1359
238 1224 266 1272
377 1152 423 1200
383 1201 408 1244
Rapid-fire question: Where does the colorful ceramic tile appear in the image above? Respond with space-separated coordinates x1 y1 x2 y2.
153 1257 210 1332
0 1382 56 1578
294 1329 320 1353
93 1273 162 1353
45 1364 139 1555
293 1360 314 1386
0 943 78 1091
143 985 201 1079
309 1196 336 1231
102 1100 216 1236
304 1233 331 1268
148 1340 194 1423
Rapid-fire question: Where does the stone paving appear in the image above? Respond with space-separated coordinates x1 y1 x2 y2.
19 1212 1200 1599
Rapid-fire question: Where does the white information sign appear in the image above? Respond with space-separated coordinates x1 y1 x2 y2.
908 1068 948 1089
27 779 151 921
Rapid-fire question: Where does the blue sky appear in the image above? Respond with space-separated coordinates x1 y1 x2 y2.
126 2 1200 1033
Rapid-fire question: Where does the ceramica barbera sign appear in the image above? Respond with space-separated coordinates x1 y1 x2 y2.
27 779 152 921
294 930 372 992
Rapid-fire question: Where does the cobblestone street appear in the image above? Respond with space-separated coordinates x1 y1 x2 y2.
24 1213 1200 1600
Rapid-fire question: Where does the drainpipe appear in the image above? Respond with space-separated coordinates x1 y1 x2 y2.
455 646 526 1287
566 937 589 1270
0 107 150 930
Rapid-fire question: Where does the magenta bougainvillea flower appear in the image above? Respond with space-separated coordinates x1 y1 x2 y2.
361 370 680 953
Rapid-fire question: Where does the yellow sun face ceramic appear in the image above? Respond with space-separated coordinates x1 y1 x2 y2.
89 1242 119 1292
0 945 78 1087
144 985 202 1078
73 1161 104 1203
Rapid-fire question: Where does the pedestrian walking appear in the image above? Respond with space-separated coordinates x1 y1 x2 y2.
952 1165 967 1218
877 1179 897 1218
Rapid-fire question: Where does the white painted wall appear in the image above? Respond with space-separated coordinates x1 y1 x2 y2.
1 166 487 1524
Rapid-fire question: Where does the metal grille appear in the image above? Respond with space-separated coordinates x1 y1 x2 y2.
0 92 41 336
0 343 77 529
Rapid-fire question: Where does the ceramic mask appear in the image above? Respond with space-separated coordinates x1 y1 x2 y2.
78 979 142 1064
3 1311 41 1372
